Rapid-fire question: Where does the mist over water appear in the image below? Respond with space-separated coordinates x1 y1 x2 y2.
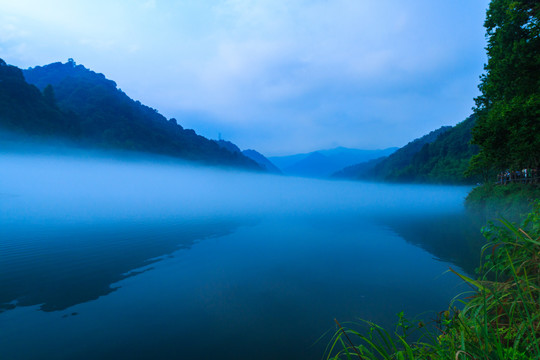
0 151 484 360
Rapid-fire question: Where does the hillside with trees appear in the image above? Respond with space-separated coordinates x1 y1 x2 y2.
241 149 282 174
0 59 77 138
333 125 478 183
469 0 540 176
388 116 480 184
213 139 281 173
0 59 260 169
270 147 397 178
368 126 452 182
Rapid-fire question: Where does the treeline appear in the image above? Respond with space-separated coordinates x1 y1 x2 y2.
334 118 480 184
398 116 479 183
469 0 540 177
0 58 261 170
464 0 540 213
0 59 75 137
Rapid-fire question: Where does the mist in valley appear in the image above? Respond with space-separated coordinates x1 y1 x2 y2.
0 149 484 360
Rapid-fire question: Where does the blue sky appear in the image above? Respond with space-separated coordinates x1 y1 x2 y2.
0 0 489 155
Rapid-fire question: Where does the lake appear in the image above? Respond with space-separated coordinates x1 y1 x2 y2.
0 152 485 360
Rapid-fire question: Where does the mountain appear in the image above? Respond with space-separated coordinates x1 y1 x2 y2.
333 126 450 181
283 151 334 177
269 147 397 178
386 116 479 184
213 139 241 154
332 156 388 179
268 153 309 171
334 117 480 184
370 126 452 180
242 150 281 174
319 147 398 167
214 139 281 174
0 59 76 138
17 59 260 169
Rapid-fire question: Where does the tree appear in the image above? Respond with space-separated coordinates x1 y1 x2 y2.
42 84 57 107
470 0 540 173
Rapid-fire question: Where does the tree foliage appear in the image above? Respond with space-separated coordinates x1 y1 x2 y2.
392 116 480 184
335 123 480 184
42 84 56 108
471 0 540 172
0 59 76 137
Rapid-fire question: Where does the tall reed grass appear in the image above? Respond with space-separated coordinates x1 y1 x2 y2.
326 202 540 360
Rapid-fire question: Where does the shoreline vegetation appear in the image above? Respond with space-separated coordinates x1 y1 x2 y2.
466 183 540 222
326 201 540 360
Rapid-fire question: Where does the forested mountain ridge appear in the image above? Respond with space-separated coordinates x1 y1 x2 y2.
384 116 479 183
213 139 281 173
241 149 282 174
332 156 387 180
333 120 479 184
9 59 261 169
269 147 397 178
0 59 77 138
368 126 451 181
334 126 450 181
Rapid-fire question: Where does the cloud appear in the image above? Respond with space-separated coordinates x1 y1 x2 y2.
141 0 156 10
0 0 489 154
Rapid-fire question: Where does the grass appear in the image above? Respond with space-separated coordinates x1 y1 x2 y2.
326 201 540 360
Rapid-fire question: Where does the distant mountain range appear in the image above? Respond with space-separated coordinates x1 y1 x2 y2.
0 58 261 170
214 140 281 174
269 147 398 178
333 116 480 184
1 58 481 183
241 150 281 174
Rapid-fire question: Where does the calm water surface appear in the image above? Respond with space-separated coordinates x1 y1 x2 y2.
0 153 484 360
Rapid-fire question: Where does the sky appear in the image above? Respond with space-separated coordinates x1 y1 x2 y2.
0 0 490 156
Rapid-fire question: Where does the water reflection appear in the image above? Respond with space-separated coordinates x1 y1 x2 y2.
0 218 245 312
0 152 485 360
378 211 486 275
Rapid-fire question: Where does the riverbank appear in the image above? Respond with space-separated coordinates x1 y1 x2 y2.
465 183 540 222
